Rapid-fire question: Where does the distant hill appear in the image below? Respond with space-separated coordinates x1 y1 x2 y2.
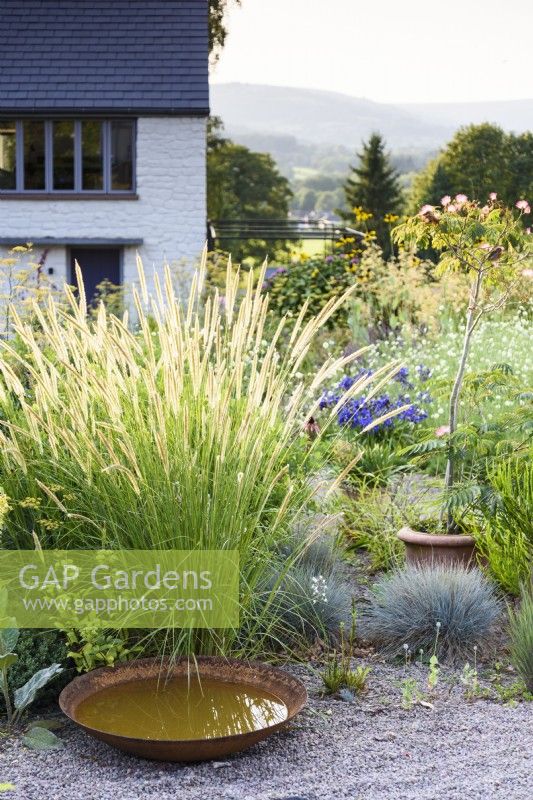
211 82 533 152
402 100 533 132
210 83 454 150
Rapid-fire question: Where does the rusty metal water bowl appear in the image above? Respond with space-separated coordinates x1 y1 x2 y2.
59 656 307 762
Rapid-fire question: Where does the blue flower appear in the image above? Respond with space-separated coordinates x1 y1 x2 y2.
338 375 356 391
416 364 432 382
394 367 413 388
319 391 340 410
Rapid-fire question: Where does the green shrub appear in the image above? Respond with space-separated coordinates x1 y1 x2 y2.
330 438 406 489
1 629 70 713
343 486 405 571
476 456 533 595
263 253 356 328
509 588 533 693
343 475 442 572
362 565 502 661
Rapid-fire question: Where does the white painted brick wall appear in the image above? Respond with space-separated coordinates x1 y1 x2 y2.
0 116 207 296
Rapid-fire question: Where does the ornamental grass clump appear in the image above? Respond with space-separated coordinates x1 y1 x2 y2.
362 564 502 661
0 252 401 658
509 587 533 693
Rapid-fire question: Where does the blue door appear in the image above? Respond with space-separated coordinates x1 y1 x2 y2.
70 247 121 304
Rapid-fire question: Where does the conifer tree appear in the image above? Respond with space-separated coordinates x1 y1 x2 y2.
340 133 403 256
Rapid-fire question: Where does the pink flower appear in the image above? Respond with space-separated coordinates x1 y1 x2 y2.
522 268 533 278
440 195 452 207
435 425 450 437
455 194 468 206
447 204 457 213
489 192 497 201
516 199 530 211
527 228 531 235
418 204 439 224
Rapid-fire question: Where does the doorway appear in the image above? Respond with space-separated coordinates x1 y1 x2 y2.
69 247 122 305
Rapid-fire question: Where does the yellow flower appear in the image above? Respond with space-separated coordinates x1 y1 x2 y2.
40 519 60 530
0 492 10 521
353 206 373 222
19 497 41 509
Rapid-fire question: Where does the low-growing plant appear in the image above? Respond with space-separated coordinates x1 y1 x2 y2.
509 587 533 693
65 625 142 673
321 657 370 696
320 618 370 695
400 676 421 710
362 565 502 661
0 627 62 745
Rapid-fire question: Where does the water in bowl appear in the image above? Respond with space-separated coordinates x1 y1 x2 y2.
75 676 288 741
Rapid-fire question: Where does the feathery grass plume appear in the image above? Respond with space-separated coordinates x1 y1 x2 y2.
0 253 401 658
362 564 502 661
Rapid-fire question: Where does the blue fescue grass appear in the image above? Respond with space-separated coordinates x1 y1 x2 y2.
362 564 502 661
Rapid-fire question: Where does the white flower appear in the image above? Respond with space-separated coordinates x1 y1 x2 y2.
310 575 328 605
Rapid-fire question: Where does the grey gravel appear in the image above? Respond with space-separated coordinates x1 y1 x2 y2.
1 662 532 800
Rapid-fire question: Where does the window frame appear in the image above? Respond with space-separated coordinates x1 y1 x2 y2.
1 118 136 196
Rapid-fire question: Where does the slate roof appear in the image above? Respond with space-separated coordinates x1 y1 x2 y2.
0 0 209 115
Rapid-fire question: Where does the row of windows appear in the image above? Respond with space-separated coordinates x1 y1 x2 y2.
0 119 135 194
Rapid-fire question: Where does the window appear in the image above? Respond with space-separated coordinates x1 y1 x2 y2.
111 120 134 191
82 120 103 191
24 121 46 189
0 119 136 195
0 120 16 189
53 120 75 190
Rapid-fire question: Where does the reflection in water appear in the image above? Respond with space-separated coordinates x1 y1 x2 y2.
76 676 288 740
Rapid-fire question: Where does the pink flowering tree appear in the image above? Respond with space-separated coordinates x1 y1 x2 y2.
393 194 532 532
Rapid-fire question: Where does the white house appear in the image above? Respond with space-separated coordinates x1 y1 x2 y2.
0 0 209 301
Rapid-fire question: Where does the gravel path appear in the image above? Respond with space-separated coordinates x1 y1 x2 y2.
2 662 532 800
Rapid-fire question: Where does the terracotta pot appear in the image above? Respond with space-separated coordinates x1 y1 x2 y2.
397 526 477 568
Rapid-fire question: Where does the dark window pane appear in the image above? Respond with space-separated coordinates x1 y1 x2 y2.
82 120 103 190
23 120 45 190
53 120 75 190
0 120 16 190
111 120 134 191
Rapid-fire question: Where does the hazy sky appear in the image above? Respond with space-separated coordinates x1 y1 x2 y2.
211 0 533 104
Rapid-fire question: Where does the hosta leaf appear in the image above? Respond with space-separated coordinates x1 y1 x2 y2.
26 718 64 731
14 663 63 713
0 628 19 655
0 653 18 670
22 725 63 751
